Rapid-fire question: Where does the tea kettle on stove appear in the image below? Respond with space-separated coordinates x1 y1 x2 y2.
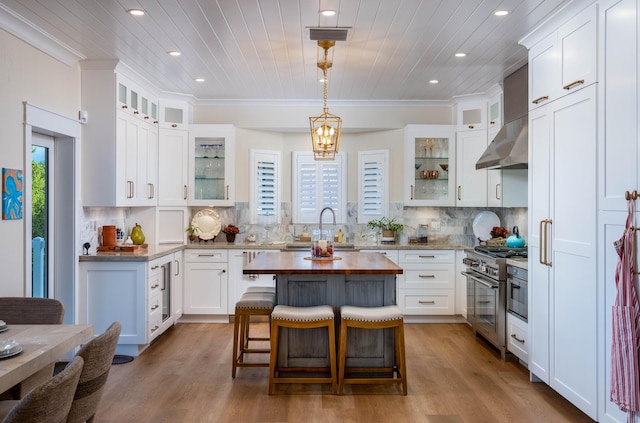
506 226 526 248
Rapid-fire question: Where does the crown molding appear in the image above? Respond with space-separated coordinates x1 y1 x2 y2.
0 3 85 67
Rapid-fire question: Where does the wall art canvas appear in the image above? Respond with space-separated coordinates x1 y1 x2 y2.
2 168 23 220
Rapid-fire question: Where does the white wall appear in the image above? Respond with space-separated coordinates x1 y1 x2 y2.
0 29 81 296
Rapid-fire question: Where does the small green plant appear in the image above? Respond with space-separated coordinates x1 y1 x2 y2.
367 217 404 233
185 225 199 235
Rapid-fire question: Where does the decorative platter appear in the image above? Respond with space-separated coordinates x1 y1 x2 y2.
191 209 221 240
472 211 500 242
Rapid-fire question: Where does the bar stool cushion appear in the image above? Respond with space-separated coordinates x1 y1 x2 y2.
341 305 403 322
235 292 275 310
245 286 276 294
271 305 334 322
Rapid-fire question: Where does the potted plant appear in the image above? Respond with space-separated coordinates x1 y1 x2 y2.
185 225 199 242
367 217 404 240
222 224 240 243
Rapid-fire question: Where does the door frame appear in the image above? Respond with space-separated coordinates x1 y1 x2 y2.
23 102 80 323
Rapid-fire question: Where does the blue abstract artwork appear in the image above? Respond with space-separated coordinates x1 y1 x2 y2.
2 168 23 220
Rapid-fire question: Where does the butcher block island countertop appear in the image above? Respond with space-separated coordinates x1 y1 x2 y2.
242 251 403 275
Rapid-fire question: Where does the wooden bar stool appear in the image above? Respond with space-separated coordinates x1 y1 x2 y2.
338 305 407 395
268 305 337 394
232 291 276 378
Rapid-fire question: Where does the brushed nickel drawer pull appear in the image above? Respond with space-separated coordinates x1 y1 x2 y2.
563 79 584 90
151 265 160 270
410 184 414 200
478 300 491 304
419 274 435 278
419 300 435 305
511 333 525 343
197 254 216 257
150 283 159 289
418 255 435 259
532 95 549 105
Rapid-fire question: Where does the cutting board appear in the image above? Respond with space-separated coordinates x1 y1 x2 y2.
97 244 148 252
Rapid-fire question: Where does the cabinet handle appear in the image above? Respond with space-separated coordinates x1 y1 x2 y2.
144 115 149 119
249 274 258 279
151 304 159 311
127 181 134 199
419 300 435 305
122 105 128 109
174 260 180 276
197 254 216 257
490 121 495 125
563 79 584 90
478 300 491 304
532 95 549 105
183 185 188 200
457 186 461 201
418 274 435 278
134 110 139 115
418 255 435 259
226 185 230 200
151 265 160 270
410 184 414 200
468 125 474 129
511 333 525 344
151 325 159 333
154 120 159 124
171 124 178 128
148 183 154 199
221 269 227 273
496 183 500 200
539 219 553 267
625 190 639 200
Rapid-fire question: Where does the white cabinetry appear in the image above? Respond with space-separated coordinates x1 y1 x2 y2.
183 249 228 315
158 128 189 206
397 250 455 315
80 62 158 207
506 314 528 363
403 125 456 206
456 100 487 131
598 1 640 421
527 85 598 418
455 129 488 207
527 4 597 108
487 92 502 131
78 251 179 356
188 125 236 206
172 251 183 320
160 99 189 130
228 250 275 311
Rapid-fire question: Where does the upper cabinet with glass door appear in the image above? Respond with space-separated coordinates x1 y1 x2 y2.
160 99 190 130
188 124 235 206
404 125 456 206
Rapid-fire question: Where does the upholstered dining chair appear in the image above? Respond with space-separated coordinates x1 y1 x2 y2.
0 297 65 400
55 321 121 423
0 355 84 423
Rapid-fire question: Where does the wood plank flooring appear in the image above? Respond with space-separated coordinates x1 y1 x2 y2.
95 322 594 423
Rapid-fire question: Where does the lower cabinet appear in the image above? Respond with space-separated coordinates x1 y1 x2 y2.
506 313 528 364
397 250 455 315
228 250 274 311
183 249 228 315
78 251 179 356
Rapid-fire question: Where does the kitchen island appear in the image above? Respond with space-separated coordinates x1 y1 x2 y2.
243 251 403 369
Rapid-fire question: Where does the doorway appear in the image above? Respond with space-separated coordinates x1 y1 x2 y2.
31 134 54 298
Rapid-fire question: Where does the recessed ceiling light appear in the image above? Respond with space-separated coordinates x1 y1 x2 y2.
127 9 145 16
321 9 336 16
195 78 205 82
494 10 509 16
429 80 439 84
168 51 181 57
455 53 467 57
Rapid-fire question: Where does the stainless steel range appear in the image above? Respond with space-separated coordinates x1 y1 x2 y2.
462 246 527 360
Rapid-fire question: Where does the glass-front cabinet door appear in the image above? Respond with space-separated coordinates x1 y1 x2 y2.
188 124 235 206
404 125 455 206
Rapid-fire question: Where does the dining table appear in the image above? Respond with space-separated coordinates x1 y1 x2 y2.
0 324 93 394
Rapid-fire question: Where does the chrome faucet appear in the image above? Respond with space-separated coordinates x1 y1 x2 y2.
319 207 336 239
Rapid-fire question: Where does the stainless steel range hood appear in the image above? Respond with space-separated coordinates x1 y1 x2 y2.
476 65 528 170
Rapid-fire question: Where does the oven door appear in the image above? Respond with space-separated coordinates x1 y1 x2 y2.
462 271 501 347
507 276 527 321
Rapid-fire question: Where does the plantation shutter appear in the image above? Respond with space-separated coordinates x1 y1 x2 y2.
250 150 281 224
358 150 389 222
292 152 346 224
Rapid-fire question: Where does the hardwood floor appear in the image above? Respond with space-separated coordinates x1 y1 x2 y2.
95 322 594 423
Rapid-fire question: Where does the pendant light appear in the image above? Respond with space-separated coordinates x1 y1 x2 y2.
309 40 342 160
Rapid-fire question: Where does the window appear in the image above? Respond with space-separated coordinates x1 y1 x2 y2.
250 149 281 224
358 150 389 222
292 152 347 224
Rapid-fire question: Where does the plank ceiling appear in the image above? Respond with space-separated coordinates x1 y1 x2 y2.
0 0 570 102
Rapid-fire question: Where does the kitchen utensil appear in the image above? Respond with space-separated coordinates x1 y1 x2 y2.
506 226 526 248
472 211 500 243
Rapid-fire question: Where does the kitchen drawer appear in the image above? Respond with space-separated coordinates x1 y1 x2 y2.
184 249 228 263
507 313 528 363
148 264 162 296
399 250 454 265
148 292 162 317
400 265 455 289
148 303 162 340
398 289 455 315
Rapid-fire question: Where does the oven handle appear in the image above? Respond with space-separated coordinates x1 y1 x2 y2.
461 271 499 289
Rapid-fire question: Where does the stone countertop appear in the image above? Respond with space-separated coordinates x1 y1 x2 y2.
79 241 470 262
506 258 528 270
